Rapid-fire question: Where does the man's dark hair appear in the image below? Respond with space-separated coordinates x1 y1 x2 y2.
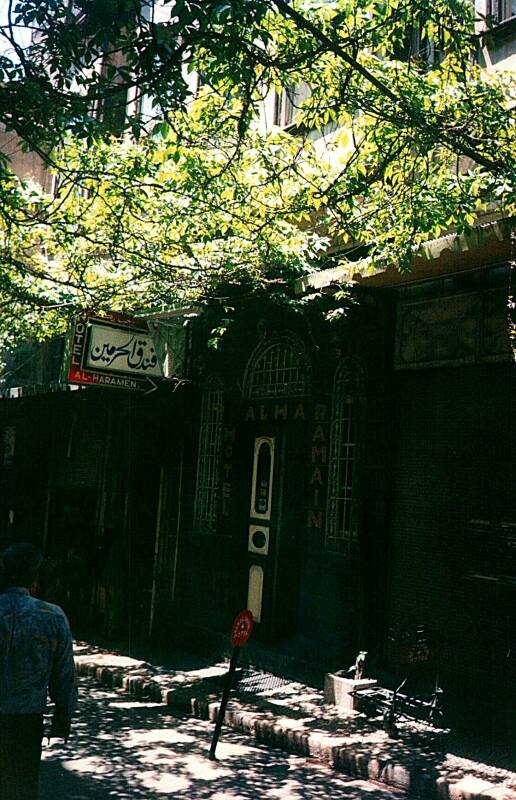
1 542 43 588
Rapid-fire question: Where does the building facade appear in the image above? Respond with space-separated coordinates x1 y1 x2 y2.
0 0 513 732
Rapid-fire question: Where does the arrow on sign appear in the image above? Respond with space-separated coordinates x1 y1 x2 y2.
144 376 159 395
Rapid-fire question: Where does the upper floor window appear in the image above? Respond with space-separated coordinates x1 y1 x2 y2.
98 57 129 135
243 333 310 399
273 83 310 129
488 0 516 21
391 20 444 66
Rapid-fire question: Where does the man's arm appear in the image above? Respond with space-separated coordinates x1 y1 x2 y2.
48 612 77 740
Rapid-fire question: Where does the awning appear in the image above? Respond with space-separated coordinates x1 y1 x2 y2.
295 217 514 295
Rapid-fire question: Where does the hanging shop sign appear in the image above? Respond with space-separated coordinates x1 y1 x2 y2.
66 311 163 392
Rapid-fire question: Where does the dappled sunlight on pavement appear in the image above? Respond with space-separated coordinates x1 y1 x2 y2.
40 677 405 798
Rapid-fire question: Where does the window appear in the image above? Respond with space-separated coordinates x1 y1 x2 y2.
326 358 365 554
391 19 443 66
51 170 89 200
274 87 296 128
194 378 224 532
98 57 129 135
273 83 310 129
243 333 310 399
488 0 516 21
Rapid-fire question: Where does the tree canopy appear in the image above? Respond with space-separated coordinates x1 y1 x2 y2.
0 0 514 345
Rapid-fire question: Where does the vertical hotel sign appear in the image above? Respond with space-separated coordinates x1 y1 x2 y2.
66 311 163 391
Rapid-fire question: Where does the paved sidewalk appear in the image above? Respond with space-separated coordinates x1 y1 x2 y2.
74 641 516 800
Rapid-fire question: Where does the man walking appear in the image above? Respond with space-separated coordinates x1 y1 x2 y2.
0 542 77 800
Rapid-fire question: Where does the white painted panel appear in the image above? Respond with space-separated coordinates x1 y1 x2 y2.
247 565 264 623
248 525 270 556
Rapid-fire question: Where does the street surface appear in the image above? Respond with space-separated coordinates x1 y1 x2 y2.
40 677 406 799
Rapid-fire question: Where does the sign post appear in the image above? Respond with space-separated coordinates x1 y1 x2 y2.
208 610 253 761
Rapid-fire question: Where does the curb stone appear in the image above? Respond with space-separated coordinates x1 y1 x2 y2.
75 655 516 800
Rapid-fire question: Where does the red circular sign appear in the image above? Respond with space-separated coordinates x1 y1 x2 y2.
231 610 254 647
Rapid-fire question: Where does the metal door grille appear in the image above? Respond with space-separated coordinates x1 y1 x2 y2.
243 334 309 399
326 358 365 554
194 378 224 532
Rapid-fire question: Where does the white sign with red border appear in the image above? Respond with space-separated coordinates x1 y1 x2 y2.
67 311 162 392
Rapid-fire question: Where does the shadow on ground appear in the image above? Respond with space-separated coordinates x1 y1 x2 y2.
40 681 403 799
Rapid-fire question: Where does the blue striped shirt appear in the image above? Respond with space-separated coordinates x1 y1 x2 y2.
0 587 77 716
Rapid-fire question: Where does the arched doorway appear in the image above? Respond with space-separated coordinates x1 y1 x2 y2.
241 333 311 640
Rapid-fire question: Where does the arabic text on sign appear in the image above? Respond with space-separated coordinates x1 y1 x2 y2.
85 324 162 377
